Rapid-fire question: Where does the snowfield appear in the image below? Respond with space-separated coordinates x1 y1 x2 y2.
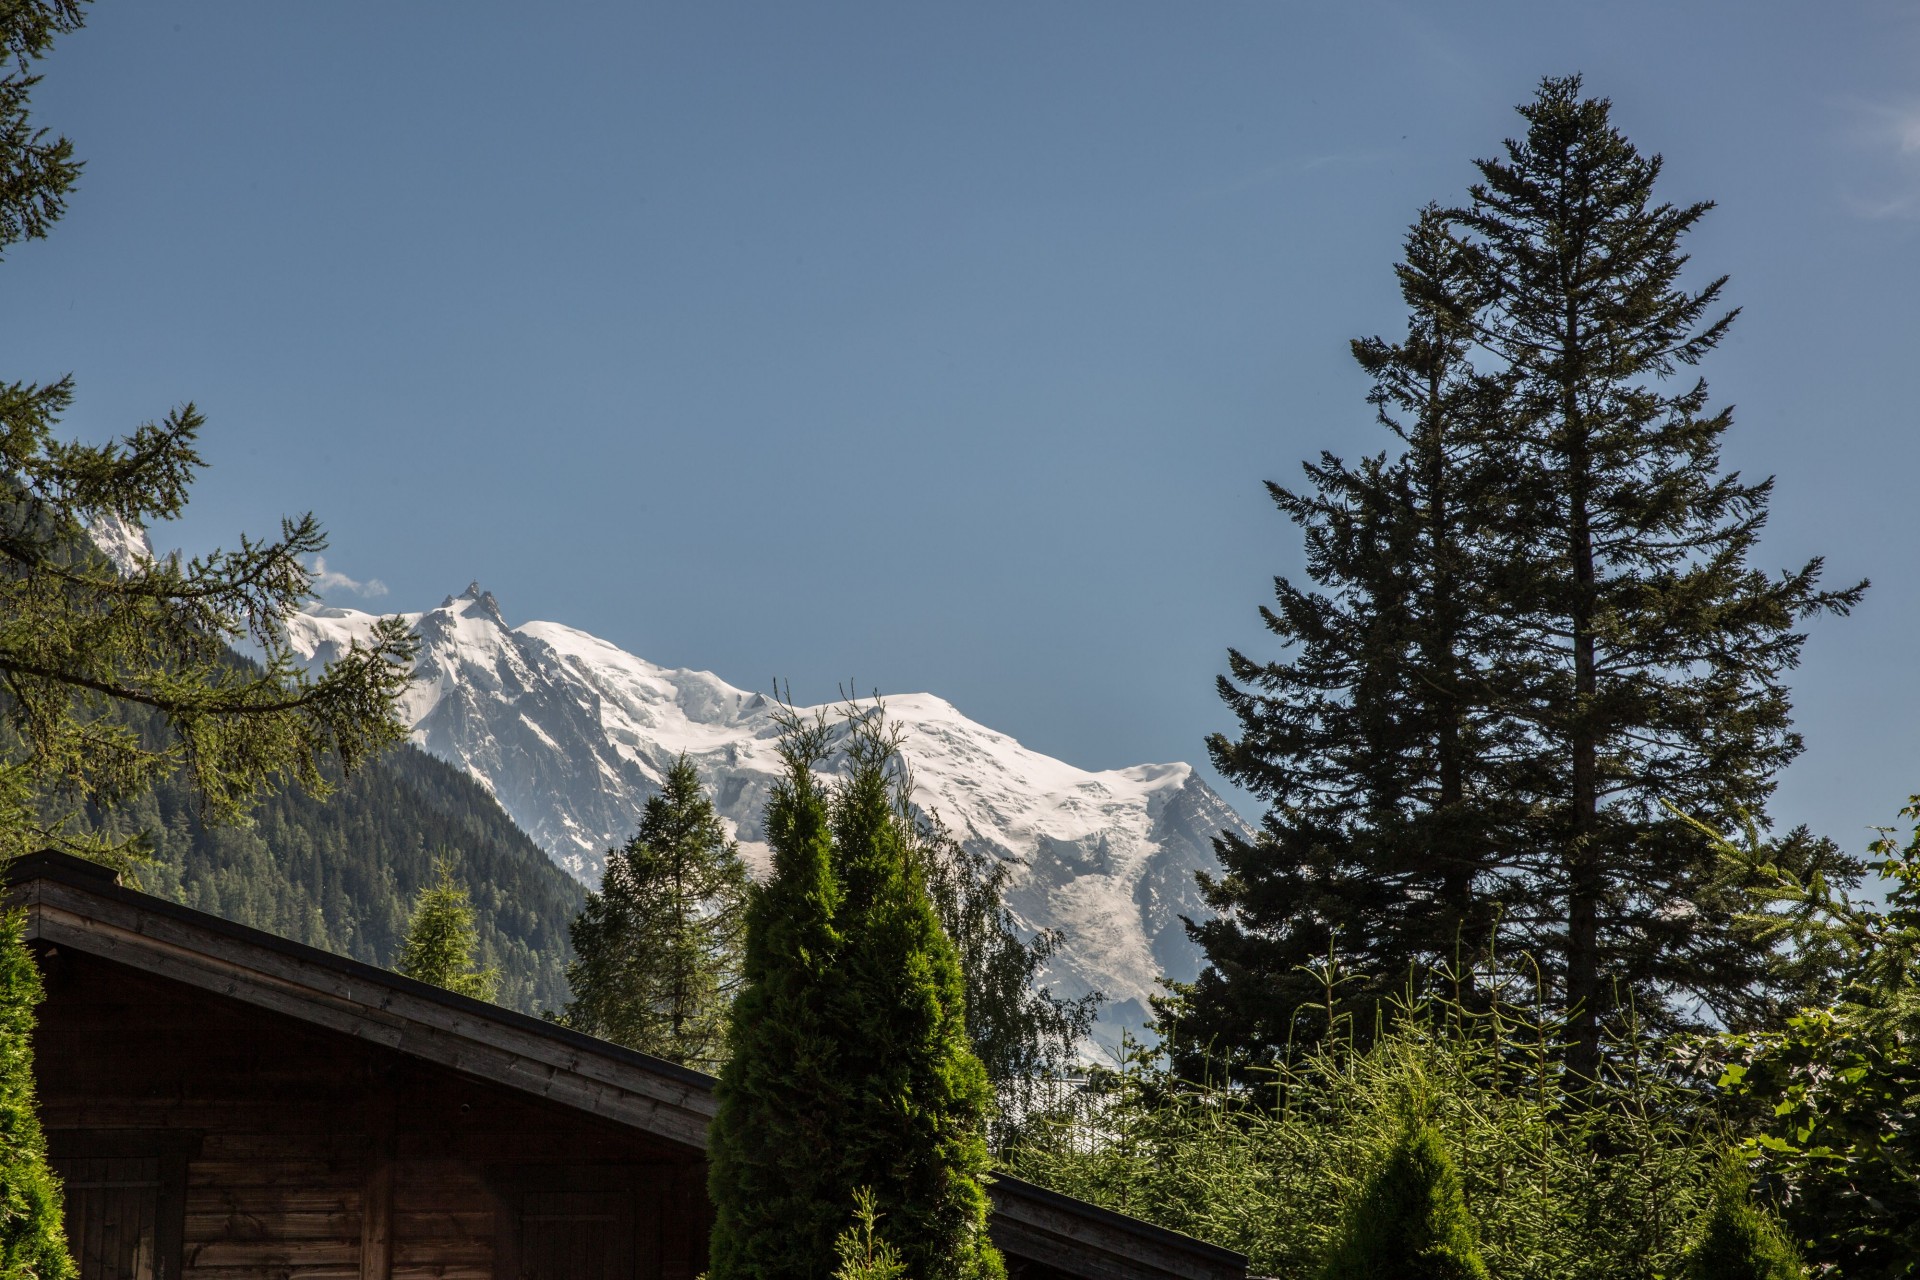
287 584 1249 1051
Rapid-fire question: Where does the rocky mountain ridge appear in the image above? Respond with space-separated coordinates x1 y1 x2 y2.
287 585 1248 1048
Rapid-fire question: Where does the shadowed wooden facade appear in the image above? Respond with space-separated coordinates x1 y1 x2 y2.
16 852 1245 1280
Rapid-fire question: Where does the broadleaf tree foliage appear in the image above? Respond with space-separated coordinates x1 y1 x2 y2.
909 810 1100 1137
559 755 749 1071
1180 76 1864 1082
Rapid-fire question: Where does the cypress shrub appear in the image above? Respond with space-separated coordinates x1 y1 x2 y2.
0 909 75 1280
1683 1162 1803 1280
708 705 1001 1280
1319 1120 1488 1280
827 712 1002 1280
708 712 848 1280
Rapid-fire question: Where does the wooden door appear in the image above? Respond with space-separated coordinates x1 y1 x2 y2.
49 1131 193 1280
54 1156 162 1280
513 1191 634 1280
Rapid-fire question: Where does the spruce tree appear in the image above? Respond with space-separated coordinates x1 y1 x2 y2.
1174 207 1516 1067
708 709 848 1280
1318 1122 1488 1280
1451 76 1862 1077
558 755 748 1070
1186 77 1863 1081
1682 1162 1803 1280
396 856 499 1001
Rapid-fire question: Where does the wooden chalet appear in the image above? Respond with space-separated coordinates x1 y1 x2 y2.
13 851 1245 1280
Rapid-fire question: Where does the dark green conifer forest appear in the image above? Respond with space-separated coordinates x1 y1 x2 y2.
121 743 582 1013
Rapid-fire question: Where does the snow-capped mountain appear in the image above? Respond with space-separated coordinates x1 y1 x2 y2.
287 585 1248 1048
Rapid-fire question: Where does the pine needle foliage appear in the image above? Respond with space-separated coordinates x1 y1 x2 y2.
0 12 411 1280
1317 1120 1487 1280
1681 1161 1802 1280
559 755 747 1070
0 908 72 1280
0 0 415 874
831 1189 907 1280
396 856 498 1001
1010 957 1720 1280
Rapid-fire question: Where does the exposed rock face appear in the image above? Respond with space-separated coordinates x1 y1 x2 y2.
288 586 1250 1051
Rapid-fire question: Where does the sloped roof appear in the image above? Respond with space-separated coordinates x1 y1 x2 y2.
10 849 1245 1280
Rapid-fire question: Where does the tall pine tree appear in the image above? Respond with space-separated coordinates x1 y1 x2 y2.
1173 208 1517 1067
1183 77 1863 1082
1453 77 1861 1077
559 755 748 1071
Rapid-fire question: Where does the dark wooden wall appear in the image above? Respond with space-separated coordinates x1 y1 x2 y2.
35 948 709 1280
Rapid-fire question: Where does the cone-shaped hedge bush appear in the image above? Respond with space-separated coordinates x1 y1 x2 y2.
709 705 1001 1280
708 713 847 1280
825 712 1001 1280
1319 1120 1488 1280
1683 1162 1804 1280
0 909 75 1280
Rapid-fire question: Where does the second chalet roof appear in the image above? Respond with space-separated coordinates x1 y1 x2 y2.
9 848 1246 1280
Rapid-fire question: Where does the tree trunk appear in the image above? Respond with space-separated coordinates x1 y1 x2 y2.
1562 302 1602 1085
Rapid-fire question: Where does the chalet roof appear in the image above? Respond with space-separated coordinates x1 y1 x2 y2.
9 849 1246 1280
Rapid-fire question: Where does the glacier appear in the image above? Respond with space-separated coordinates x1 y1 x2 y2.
287 584 1249 1051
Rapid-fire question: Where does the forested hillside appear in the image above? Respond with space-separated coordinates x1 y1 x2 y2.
97 742 583 1013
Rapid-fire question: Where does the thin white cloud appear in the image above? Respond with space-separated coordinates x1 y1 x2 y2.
1838 97 1920 218
309 556 388 599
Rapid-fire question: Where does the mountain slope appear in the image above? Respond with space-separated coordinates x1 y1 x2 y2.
103 740 585 1013
290 585 1248 1045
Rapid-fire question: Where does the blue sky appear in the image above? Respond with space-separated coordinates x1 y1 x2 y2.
8 2 1920 848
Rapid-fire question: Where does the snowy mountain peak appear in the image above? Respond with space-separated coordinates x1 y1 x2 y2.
86 512 155 574
284 590 1246 1049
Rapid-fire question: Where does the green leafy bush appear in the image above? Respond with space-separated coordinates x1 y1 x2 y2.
1008 961 1721 1280
0 910 73 1280
1696 799 1920 1275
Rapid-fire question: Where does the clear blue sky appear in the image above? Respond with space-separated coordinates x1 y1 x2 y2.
8 2 1919 849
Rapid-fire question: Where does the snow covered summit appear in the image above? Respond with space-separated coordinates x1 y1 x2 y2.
287 585 1247 1048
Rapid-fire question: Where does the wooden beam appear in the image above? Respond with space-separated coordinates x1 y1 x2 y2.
361 1090 395 1280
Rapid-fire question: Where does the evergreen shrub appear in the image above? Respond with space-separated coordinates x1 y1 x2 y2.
1682 1161 1803 1280
1318 1120 1487 1280
0 910 73 1280
1009 959 1721 1280
708 703 1001 1280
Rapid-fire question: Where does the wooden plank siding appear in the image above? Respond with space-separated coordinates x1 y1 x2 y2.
36 948 708 1280
16 852 1243 1280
